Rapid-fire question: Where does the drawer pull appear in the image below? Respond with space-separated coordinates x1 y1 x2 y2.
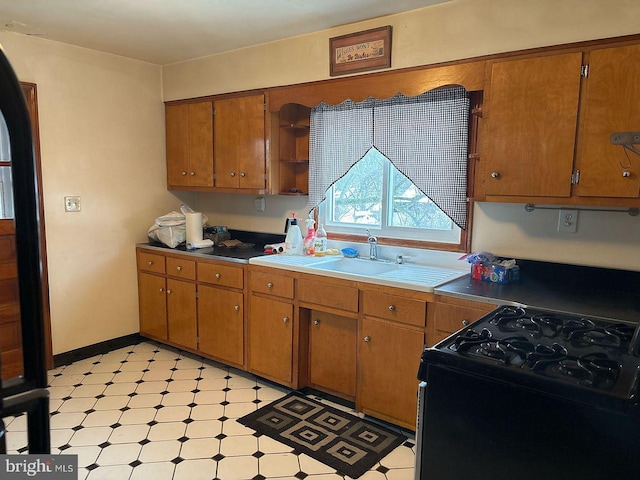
176 266 182 272
313 319 320 326
267 282 273 288
215 273 221 279
462 319 470 326
283 317 289 323
181 171 186 176
234 305 240 311
364 336 371 343
147 261 153 266
388 305 396 312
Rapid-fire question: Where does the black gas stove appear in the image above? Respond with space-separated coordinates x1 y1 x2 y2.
416 306 640 480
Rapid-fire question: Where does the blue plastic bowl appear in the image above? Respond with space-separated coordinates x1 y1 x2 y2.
341 248 359 258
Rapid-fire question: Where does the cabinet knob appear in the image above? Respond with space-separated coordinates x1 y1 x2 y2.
230 172 236 177
364 336 371 343
159 288 164 293
283 317 289 323
313 319 320 326
388 305 396 312
266 282 273 288
181 171 187 176
491 172 501 179
167 289 172 294
147 261 153 266
234 305 240 311
623 170 631 178
176 266 182 271
215 273 221 279
462 319 470 326
240 172 246 177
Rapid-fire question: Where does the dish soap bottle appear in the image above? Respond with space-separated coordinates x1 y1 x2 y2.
314 223 327 253
303 217 316 256
284 213 303 255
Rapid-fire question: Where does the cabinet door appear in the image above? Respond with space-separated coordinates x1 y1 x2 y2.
577 45 640 198
248 295 293 384
198 285 244 366
187 102 214 187
214 94 266 189
309 310 356 398
484 53 582 197
167 278 197 349
166 104 190 187
358 317 424 428
432 302 495 346
138 272 168 340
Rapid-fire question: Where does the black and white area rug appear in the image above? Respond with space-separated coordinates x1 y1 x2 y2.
238 391 406 479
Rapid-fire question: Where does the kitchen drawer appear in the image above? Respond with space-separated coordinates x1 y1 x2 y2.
362 291 426 327
166 256 196 280
297 277 358 312
138 251 166 274
250 270 294 298
198 262 244 289
433 302 494 334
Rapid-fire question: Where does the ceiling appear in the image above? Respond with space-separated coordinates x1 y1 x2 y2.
0 0 447 65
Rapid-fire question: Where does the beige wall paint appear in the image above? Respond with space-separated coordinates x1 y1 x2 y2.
165 0 640 271
0 32 192 354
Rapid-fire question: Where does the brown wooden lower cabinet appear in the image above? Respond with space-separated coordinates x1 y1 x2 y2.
138 272 168 340
248 295 294 385
166 278 197 350
198 285 244 367
357 316 425 429
308 310 357 400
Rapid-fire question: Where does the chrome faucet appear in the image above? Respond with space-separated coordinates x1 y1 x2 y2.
366 229 378 260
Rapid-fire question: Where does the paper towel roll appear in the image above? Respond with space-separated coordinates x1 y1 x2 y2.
185 212 203 244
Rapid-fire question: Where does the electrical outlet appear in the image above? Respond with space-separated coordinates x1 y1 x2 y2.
254 196 265 212
64 196 81 212
557 209 578 233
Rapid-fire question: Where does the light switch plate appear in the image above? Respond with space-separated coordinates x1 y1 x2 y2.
64 196 81 212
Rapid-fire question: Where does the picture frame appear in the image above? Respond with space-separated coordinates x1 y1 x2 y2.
329 26 392 77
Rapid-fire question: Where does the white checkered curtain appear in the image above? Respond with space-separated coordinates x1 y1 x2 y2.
309 86 470 229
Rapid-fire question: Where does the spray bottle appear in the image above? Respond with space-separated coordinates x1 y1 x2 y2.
302 217 316 255
284 213 303 255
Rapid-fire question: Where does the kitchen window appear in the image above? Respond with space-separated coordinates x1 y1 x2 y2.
310 86 470 249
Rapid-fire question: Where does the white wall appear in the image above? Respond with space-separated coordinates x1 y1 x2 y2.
0 32 193 354
164 0 640 271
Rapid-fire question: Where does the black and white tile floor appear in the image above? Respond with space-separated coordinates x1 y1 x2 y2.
4 341 416 480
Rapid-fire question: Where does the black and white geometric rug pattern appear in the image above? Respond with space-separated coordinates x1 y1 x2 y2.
239 392 406 479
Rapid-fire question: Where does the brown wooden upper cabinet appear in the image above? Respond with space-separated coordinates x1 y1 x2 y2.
576 44 640 198
482 52 582 198
482 44 640 204
213 94 267 190
166 101 214 188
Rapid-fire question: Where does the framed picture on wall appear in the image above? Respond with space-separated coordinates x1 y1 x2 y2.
329 26 392 76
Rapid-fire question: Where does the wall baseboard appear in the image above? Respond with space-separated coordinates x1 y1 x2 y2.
53 334 144 368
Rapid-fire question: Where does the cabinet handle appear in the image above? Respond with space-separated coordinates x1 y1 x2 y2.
215 273 221 279
190 171 195 176
388 305 396 312
623 170 631 178
181 171 187 176
167 289 172 294
283 317 289 323
364 336 371 343
159 288 164 293
491 172 501 179
240 172 246 177
230 172 236 177
266 282 273 288
147 261 153 266
234 305 240 311
176 266 182 272
313 319 320 326
462 319 470 326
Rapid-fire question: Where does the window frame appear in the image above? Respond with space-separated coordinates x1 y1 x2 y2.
311 91 481 254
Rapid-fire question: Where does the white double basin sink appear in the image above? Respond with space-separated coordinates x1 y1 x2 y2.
249 254 468 293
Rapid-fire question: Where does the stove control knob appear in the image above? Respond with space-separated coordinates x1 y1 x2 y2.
462 319 470 326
